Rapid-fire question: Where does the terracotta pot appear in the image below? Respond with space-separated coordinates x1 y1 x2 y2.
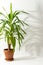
4 49 14 61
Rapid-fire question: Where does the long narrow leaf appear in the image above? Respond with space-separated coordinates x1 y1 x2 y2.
10 3 12 21
0 12 8 19
16 16 24 26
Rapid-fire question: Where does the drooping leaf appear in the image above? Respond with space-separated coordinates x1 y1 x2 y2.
0 12 8 19
16 16 24 26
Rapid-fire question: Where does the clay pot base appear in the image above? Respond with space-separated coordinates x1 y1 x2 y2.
5 58 14 61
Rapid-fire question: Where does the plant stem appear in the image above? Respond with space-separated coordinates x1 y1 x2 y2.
8 44 11 50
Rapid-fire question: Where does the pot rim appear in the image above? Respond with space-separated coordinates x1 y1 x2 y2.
4 49 14 51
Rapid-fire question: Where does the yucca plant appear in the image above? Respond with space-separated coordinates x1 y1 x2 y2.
0 3 29 61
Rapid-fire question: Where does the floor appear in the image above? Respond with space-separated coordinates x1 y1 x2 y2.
0 50 43 65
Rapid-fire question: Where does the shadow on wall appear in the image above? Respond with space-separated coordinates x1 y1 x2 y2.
24 2 43 57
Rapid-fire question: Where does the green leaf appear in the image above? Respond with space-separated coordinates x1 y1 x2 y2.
13 37 16 50
10 3 12 15
10 35 16 50
13 10 29 15
10 3 12 21
16 16 24 26
22 21 29 26
7 35 9 44
0 12 8 19
5 31 8 42
18 37 21 49
2 7 9 18
0 22 3 24
16 16 29 26
20 11 29 14
20 28 26 34
13 11 20 17
19 32 24 39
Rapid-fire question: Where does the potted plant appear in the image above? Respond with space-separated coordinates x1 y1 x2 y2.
0 3 29 61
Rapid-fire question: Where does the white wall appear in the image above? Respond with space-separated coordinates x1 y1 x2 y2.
0 0 43 58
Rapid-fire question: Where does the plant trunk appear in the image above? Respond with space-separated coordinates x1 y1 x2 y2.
8 44 11 50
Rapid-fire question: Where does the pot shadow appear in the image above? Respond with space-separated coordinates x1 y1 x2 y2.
14 56 36 61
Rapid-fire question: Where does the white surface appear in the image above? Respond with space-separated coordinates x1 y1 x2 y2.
0 52 43 65
0 43 43 65
0 48 43 65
